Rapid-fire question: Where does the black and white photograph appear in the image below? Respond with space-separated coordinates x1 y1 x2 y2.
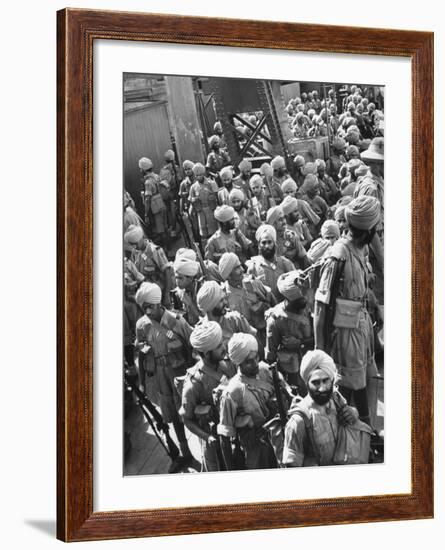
122 73 385 476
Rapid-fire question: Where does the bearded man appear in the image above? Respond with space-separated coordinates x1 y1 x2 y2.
196 280 256 348
217 334 279 470
246 225 295 301
282 350 363 467
180 321 235 472
204 205 252 264
314 196 381 426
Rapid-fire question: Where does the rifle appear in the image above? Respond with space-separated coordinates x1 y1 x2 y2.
269 362 287 426
323 257 346 349
124 369 180 463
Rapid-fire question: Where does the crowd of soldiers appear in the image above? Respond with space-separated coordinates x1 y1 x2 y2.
123 83 384 472
286 85 384 140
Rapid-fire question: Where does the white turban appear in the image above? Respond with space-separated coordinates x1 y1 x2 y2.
190 321 223 353
260 163 273 177
219 252 241 281
249 174 263 189
266 205 283 226
138 157 153 171
228 333 258 365
209 135 220 148
183 159 194 170
193 163 206 176
239 159 252 172
173 258 199 277
321 220 340 239
135 282 162 307
229 188 245 202
214 205 235 223
281 195 299 216
175 248 197 262
124 224 144 244
300 350 338 386
255 224 277 243
197 281 224 313
219 166 233 178
281 178 297 193
277 271 303 301
345 196 381 230
271 156 285 170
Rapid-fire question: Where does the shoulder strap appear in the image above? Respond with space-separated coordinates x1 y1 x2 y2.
292 407 321 465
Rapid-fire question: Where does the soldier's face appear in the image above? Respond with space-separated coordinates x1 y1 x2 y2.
143 302 162 319
221 173 232 188
283 188 296 198
307 370 333 405
209 341 226 363
211 296 228 317
277 166 286 177
230 198 243 212
324 234 338 245
221 218 236 232
228 264 244 286
335 214 348 234
239 351 259 377
241 168 251 179
250 182 262 196
259 237 276 259
184 167 193 178
288 208 300 224
197 174 205 183
175 272 194 290
276 214 286 232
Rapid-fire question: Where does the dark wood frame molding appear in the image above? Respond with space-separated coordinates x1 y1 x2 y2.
57 8 434 542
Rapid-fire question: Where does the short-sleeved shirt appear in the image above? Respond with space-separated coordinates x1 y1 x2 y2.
217 363 274 437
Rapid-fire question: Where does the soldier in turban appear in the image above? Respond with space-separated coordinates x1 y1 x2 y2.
219 252 275 349
206 135 231 180
246 224 295 301
204 205 252 264
265 271 314 389
135 282 194 465
249 174 275 222
229 187 261 242
217 333 279 470
271 155 290 190
171 257 201 326
283 350 362 467
180 321 235 472
233 159 253 200
217 166 235 206
139 156 168 244
188 163 219 243
315 158 340 206
280 196 313 264
314 195 381 427
196 281 256 349
124 224 172 308
260 162 283 204
326 138 347 183
307 220 341 263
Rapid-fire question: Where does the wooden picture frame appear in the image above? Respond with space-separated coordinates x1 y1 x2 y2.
57 8 434 542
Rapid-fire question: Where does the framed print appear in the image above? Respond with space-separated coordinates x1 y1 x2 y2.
57 8 434 542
